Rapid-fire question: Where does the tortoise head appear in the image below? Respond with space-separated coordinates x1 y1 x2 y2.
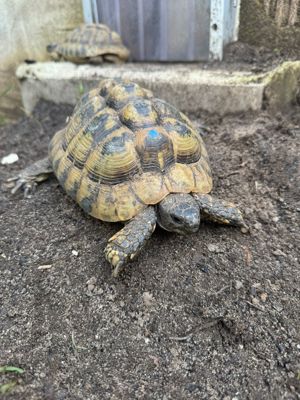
46 43 57 53
46 44 60 60
157 193 200 235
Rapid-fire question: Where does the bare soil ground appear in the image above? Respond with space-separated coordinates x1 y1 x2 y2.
223 41 297 72
0 100 299 400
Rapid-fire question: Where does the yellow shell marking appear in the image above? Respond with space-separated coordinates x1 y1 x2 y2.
112 182 145 221
63 165 82 195
161 117 202 163
76 168 98 202
131 172 169 205
64 94 106 146
84 127 139 183
191 162 213 194
98 130 140 183
120 100 158 129
165 164 195 193
107 83 153 106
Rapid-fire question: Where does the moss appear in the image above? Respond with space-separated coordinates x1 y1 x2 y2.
263 61 300 110
216 61 300 112
225 73 265 85
0 115 8 125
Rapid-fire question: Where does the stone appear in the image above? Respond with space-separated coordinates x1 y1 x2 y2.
16 62 265 116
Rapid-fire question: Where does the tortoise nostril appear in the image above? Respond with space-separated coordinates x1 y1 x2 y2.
171 215 182 224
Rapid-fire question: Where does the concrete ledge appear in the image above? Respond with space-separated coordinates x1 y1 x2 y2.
16 61 300 116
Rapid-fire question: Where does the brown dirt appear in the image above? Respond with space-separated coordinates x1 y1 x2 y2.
223 41 297 72
0 101 299 399
239 0 300 58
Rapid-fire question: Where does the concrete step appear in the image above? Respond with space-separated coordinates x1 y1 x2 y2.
16 61 300 116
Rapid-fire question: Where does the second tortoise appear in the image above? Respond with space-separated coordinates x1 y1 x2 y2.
47 24 130 64
8 79 248 276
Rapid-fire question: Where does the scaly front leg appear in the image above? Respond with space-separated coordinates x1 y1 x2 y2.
193 193 249 232
105 207 157 277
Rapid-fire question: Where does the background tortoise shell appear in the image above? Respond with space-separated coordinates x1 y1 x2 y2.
50 24 129 62
49 79 213 222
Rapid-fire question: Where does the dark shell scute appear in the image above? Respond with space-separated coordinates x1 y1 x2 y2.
101 132 130 156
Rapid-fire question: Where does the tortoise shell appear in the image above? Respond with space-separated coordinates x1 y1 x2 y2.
48 79 212 222
49 24 129 62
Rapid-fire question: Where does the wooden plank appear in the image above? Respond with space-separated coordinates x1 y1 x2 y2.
82 0 93 23
209 0 224 60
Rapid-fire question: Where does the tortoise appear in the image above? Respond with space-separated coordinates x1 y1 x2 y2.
8 79 248 277
47 24 130 64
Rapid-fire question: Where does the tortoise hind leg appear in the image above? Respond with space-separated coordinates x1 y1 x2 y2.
193 193 249 232
105 207 157 277
103 54 123 64
6 157 53 197
88 55 104 64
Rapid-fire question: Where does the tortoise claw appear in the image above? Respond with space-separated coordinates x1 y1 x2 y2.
240 222 250 234
6 176 37 198
104 207 157 277
104 243 129 277
23 181 37 198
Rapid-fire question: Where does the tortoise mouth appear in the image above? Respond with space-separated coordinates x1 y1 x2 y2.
175 225 200 235
157 217 200 235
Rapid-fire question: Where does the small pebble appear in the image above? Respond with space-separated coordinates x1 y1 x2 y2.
252 297 260 305
7 309 17 317
87 284 95 292
38 264 52 270
260 293 268 302
207 244 221 253
273 249 286 257
143 291 154 307
250 286 257 296
277 343 285 353
1 153 19 165
72 250 79 256
253 221 262 230
86 276 97 286
252 282 261 288
199 264 209 273
235 280 243 290
186 383 199 393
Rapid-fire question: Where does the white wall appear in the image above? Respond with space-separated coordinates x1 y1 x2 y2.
0 0 83 122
